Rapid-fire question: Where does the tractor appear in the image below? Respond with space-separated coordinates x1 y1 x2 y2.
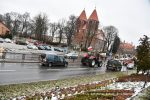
81 52 102 67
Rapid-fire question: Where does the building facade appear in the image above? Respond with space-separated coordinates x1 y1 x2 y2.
118 41 135 55
73 9 105 51
0 22 10 36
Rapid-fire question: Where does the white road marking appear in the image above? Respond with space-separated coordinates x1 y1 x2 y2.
0 70 16 72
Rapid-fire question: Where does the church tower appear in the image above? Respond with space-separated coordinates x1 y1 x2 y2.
84 9 99 48
74 9 87 48
76 9 87 33
87 8 99 33
73 8 100 49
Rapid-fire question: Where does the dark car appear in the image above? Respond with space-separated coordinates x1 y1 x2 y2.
38 45 46 50
106 59 122 71
40 53 68 67
43 45 51 51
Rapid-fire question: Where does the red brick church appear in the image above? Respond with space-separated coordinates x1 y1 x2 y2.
73 9 105 51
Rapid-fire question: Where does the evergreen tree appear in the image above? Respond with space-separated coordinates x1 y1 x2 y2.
111 35 120 54
136 35 150 74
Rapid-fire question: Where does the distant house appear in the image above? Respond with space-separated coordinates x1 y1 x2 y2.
118 41 135 55
53 32 67 44
0 21 10 36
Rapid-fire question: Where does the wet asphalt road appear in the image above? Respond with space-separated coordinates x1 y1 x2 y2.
0 63 106 85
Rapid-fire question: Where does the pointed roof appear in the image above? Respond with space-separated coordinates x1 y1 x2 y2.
0 21 10 32
88 9 99 21
79 9 87 20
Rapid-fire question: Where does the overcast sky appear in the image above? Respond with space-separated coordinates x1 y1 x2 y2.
0 0 150 46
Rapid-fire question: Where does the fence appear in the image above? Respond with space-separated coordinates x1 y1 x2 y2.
0 51 40 62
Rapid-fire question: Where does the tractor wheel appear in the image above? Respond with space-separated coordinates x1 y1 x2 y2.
81 57 87 66
89 59 96 67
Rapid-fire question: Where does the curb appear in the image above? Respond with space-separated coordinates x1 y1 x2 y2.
0 60 81 65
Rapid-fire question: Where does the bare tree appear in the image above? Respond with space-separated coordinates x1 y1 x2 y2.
49 22 58 42
9 12 22 37
57 19 65 44
84 20 99 49
102 25 118 53
34 13 49 41
0 14 3 21
2 12 33 38
64 15 77 46
3 13 12 32
19 12 31 37
26 19 35 37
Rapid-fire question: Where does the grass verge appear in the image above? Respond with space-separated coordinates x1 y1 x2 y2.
0 70 135 99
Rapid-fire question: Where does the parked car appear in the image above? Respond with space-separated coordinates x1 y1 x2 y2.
40 53 68 67
106 59 122 71
126 62 134 69
38 45 46 50
34 41 42 46
65 52 78 59
0 38 4 43
27 44 38 50
43 45 52 50
16 39 28 45
4 38 12 43
54 47 63 52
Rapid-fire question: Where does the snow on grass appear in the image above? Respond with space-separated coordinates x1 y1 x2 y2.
104 82 150 100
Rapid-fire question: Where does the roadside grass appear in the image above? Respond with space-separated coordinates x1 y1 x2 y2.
0 70 136 99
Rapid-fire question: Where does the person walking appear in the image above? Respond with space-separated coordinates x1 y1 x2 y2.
121 61 127 71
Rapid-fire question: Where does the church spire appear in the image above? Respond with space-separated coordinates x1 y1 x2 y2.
88 9 99 21
79 9 87 21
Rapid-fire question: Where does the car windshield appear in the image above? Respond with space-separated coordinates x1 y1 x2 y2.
59 56 64 62
47 54 54 60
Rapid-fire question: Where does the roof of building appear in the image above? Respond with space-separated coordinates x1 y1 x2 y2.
79 9 87 21
88 9 99 21
0 21 10 31
79 10 87 20
120 42 135 50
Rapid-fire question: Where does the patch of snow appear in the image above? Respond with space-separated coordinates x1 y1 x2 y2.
103 82 150 100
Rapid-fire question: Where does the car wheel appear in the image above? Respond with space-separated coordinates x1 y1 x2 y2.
99 63 102 67
82 63 86 66
81 57 87 66
106 67 108 70
64 63 68 67
48 63 52 67
98 61 102 67
41 63 44 66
